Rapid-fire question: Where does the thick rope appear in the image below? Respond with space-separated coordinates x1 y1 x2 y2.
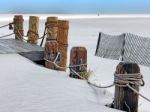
44 52 67 70
87 81 115 88
125 101 131 112
71 70 150 103
15 28 46 43
114 73 145 87
114 73 150 102
127 84 150 102
0 33 14 38
0 23 10 29
45 22 58 40
44 52 87 69
15 30 24 41
40 26 47 46
44 57 87 70
70 68 87 80
44 49 150 103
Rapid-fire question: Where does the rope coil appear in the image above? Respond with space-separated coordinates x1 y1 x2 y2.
114 73 145 87
45 22 58 28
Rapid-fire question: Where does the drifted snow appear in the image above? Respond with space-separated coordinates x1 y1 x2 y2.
0 15 150 111
0 54 120 112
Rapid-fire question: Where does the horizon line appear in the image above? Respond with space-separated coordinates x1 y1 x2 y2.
0 14 150 21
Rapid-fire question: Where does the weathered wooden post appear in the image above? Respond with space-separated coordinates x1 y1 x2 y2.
114 62 143 112
44 17 59 70
13 15 24 41
69 47 87 80
27 16 39 44
44 41 59 69
46 17 58 41
57 20 69 71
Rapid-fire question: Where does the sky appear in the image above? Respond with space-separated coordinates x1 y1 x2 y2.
0 0 150 14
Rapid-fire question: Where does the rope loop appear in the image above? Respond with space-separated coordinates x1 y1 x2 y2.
114 73 144 87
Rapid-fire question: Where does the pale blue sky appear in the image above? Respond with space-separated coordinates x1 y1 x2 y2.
0 0 150 14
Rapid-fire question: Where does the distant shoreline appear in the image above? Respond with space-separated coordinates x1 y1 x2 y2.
0 14 150 21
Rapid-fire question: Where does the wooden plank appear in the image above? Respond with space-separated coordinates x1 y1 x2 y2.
0 39 44 61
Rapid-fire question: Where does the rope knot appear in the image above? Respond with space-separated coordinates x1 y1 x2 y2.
114 73 145 87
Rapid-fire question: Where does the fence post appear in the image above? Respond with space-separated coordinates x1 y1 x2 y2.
114 62 140 112
44 17 59 70
57 20 69 71
44 41 59 69
69 47 87 79
13 15 24 41
46 17 58 41
27 16 39 44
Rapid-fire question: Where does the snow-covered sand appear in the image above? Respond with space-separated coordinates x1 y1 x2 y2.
0 54 120 112
0 15 150 112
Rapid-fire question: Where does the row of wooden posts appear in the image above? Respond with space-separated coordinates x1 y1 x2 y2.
12 15 69 44
12 15 87 75
12 15 69 71
12 15 144 112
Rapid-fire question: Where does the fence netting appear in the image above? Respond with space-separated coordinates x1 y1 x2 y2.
95 32 125 60
95 32 150 67
123 33 150 66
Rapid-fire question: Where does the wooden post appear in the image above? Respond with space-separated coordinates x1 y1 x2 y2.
27 16 39 44
69 47 87 80
44 41 59 69
57 20 69 71
13 15 24 41
46 17 58 41
44 17 59 70
114 62 140 112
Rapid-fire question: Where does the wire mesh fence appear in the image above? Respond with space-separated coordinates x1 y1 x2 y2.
95 32 150 67
123 33 150 66
95 32 125 60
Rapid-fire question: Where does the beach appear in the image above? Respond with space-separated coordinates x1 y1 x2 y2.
0 14 150 112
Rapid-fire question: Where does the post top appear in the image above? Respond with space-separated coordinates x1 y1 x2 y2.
47 17 58 21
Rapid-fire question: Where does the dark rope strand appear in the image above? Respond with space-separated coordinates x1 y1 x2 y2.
0 24 9 29
0 33 14 38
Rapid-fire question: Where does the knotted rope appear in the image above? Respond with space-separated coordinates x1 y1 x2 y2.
88 72 150 102
44 52 87 70
114 73 150 102
114 73 144 87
